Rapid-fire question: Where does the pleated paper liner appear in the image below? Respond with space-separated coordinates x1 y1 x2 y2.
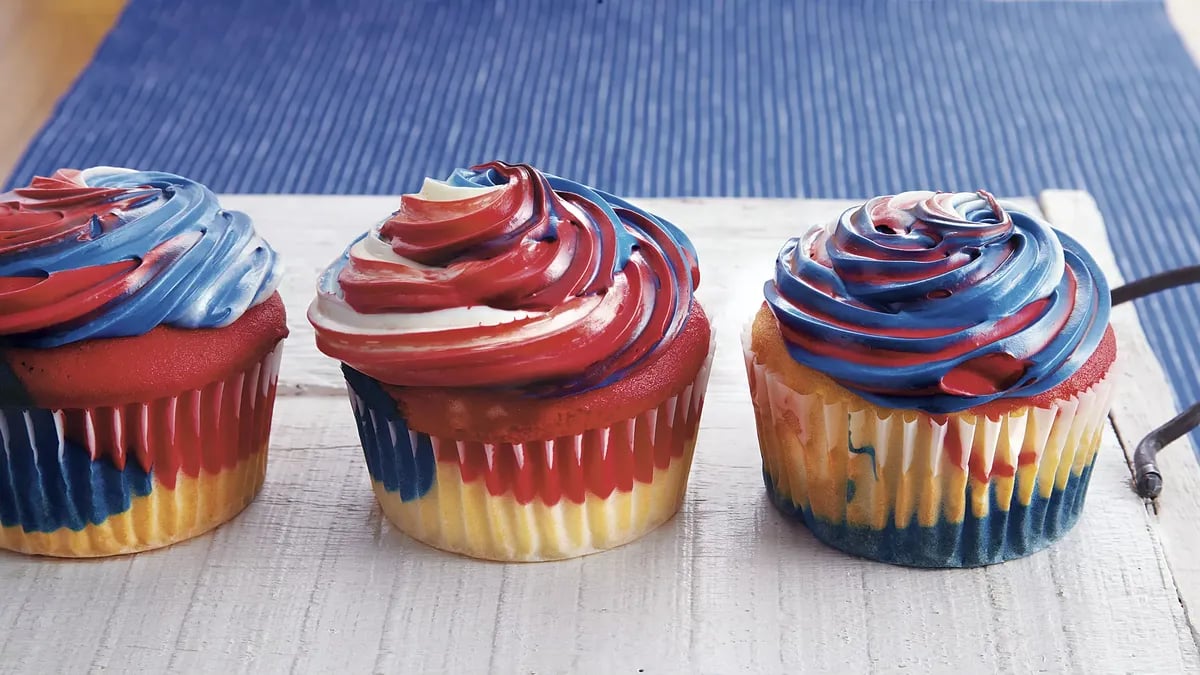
345 341 714 562
0 345 283 557
742 331 1115 568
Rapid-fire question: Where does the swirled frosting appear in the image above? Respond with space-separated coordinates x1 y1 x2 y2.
765 190 1110 413
0 167 282 348
308 161 701 394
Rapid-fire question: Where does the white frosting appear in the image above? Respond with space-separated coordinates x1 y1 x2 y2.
353 222 438 269
77 166 138 185
414 177 505 202
310 174 556 337
308 292 546 336
446 292 615 348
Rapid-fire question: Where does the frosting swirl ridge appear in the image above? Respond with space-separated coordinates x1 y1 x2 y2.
309 161 700 394
765 190 1110 413
0 167 282 348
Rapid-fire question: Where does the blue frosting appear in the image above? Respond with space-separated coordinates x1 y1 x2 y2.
765 191 1110 414
343 365 436 501
764 465 1095 568
439 165 701 395
444 165 700 283
0 168 281 348
312 162 701 397
0 406 154 533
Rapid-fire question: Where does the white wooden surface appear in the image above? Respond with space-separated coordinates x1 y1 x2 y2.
3 193 1200 674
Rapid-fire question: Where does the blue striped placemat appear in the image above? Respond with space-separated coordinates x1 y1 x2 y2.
8 0 1200 438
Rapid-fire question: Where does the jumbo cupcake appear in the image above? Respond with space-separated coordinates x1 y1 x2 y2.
744 191 1114 567
309 161 712 562
0 167 286 557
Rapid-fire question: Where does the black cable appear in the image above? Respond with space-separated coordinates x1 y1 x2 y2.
1133 403 1200 499
1110 266 1200 499
1112 264 1200 306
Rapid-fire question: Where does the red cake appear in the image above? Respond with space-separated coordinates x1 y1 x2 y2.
5 294 287 408
385 302 711 442
0 167 287 557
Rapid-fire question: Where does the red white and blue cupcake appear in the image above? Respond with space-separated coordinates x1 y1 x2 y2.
744 191 1115 567
309 161 713 561
0 167 287 557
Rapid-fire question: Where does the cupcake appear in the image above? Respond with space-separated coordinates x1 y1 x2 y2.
744 191 1114 567
0 167 286 557
309 161 713 561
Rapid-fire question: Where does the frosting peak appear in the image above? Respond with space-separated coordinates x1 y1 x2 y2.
0 168 281 348
309 161 700 394
765 190 1110 413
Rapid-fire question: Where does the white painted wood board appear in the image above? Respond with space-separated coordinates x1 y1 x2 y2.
2 193 1199 674
1042 190 1200 647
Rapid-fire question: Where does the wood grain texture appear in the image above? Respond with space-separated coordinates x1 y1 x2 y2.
1041 189 1200 648
1 194 1197 673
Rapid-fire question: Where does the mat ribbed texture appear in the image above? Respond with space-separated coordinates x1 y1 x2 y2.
8 0 1200 427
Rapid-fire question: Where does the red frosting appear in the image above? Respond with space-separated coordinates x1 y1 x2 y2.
314 161 699 392
0 170 145 256
387 303 712 442
0 171 169 335
970 324 1115 418
341 163 620 311
756 302 1115 418
5 293 288 408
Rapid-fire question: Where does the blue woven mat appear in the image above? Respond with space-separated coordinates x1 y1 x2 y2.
9 0 1200 429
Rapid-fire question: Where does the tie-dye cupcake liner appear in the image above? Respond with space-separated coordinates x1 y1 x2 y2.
742 332 1114 568
343 341 714 562
0 345 283 557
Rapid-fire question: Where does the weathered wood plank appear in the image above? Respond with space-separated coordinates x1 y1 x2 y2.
1042 189 1200 648
1 194 1196 674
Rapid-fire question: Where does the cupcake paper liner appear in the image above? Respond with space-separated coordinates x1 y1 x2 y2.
742 332 1114 567
0 345 283 557
344 341 715 562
